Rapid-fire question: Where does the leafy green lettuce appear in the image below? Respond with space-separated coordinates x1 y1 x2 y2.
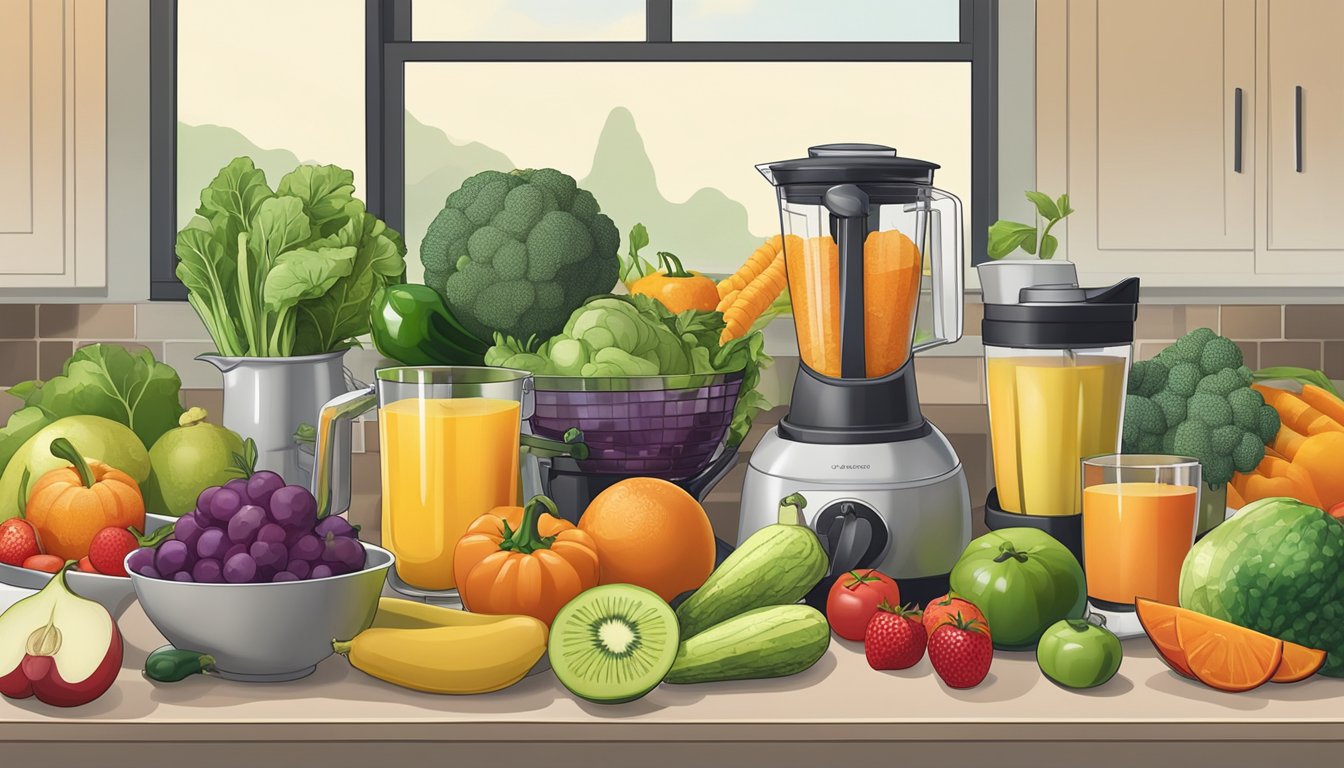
2 344 186 457
176 158 406 357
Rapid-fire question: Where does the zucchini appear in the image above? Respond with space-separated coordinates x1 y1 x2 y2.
665 604 830 684
675 493 827 639
144 648 214 683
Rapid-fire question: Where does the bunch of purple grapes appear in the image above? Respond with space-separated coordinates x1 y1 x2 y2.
127 471 364 584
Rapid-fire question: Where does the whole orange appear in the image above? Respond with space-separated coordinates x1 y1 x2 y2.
579 477 716 602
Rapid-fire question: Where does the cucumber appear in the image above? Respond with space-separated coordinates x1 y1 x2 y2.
144 648 214 683
675 493 827 639
665 604 830 684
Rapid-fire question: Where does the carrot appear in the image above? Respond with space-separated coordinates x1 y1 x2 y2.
1291 432 1344 508
1271 424 1308 461
717 237 782 298
720 252 787 343
715 288 741 314
1299 384 1344 429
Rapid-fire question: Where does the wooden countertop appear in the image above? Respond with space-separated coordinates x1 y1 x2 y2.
2 598 1342 766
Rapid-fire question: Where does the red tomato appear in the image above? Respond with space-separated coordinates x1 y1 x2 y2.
826 569 901 640
923 592 987 637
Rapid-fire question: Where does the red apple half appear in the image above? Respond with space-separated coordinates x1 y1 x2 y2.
0 566 122 707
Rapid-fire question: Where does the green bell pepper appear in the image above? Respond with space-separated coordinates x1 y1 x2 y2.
371 285 489 366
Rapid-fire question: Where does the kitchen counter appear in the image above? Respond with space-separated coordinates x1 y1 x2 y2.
2 598 1342 767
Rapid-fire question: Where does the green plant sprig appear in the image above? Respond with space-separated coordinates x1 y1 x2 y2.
987 191 1075 260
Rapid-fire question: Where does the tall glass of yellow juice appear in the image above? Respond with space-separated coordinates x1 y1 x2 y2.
1081 454 1201 607
370 367 530 593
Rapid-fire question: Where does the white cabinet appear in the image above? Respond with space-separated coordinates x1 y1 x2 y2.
0 0 106 288
1258 0 1344 271
1037 0 1344 287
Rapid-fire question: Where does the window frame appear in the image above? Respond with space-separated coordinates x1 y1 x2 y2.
149 0 997 300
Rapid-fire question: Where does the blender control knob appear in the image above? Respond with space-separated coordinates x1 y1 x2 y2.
813 500 890 574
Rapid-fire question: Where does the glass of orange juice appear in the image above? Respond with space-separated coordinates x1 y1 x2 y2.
374 367 529 595
1082 454 1201 636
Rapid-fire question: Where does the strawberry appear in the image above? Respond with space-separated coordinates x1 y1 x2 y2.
23 554 63 573
0 518 41 566
864 601 926 670
928 613 994 689
88 526 139 577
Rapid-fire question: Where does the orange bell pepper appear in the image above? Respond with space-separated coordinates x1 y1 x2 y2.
452 495 600 625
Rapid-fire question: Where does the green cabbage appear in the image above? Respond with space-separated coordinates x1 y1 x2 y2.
1180 497 1344 676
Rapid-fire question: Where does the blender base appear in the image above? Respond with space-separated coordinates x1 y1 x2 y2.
984 488 1084 565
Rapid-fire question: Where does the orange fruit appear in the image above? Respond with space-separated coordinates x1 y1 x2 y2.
1271 642 1327 683
578 477 716 602
1175 610 1283 693
1136 597 1195 679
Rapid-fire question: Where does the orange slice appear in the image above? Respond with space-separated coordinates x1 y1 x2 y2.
1271 642 1328 683
1135 597 1195 679
1176 611 1283 693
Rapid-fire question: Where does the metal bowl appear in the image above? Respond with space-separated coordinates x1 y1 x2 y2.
0 513 177 616
529 371 744 479
128 543 394 682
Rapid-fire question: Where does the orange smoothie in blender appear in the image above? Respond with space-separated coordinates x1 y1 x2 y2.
786 230 922 379
1082 482 1198 604
379 397 520 590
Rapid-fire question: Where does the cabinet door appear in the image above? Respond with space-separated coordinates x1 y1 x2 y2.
1043 0 1256 285
1258 0 1344 269
0 0 105 288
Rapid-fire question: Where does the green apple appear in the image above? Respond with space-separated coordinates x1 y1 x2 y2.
0 415 150 521
1036 617 1123 689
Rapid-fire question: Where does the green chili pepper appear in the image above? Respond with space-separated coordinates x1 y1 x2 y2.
370 284 489 366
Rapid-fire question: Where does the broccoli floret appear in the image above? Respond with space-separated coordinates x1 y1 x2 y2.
1231 431 1267 473
1172 419 1212 458
1165 362 1203 398
1129 360 1168 398
1152 390 1188 428
1155 327 1217 367
1198 336 1243 376
421 168 620 343
1211 424 1243 455
1121 328 1277 490
1189 392 1234 427
1228 387 1266 431
1257 405 1282 444
1196 368 1247 397
1122 394 1166 450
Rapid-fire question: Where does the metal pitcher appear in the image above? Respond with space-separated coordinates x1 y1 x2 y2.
198 351 353 514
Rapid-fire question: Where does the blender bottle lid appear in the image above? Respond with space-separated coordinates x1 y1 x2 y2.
758 143 939 190
981 277 1141 349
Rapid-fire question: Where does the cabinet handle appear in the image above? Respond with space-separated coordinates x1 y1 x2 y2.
1295 85 1304 173
1234 87 1244 173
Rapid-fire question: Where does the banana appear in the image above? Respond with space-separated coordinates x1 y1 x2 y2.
334 613 547 695
370 597 518 630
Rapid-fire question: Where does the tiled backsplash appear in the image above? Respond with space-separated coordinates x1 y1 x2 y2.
2 300 1340 517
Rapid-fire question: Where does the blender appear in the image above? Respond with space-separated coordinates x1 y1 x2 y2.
737 143 970 608
980 267 1140 563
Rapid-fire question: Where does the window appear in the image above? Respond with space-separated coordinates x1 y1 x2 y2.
152 0 996 299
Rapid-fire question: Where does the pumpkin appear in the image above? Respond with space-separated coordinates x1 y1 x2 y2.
25 438 145 560
452 495 600 625
630 251 720 314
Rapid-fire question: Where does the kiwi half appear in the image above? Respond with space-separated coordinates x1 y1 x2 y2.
549 583 680 704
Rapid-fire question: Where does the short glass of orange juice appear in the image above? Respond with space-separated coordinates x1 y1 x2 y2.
1081 454 1201 636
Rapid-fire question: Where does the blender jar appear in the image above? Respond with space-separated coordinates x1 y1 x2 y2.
759 144 963 381
981 278 1140 560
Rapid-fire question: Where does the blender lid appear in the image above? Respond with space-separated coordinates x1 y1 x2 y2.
981 277 1141 349
759 143 939 188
